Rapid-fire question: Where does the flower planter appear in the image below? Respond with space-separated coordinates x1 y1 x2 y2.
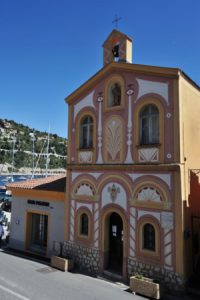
130 276 161 299
51 256 74 272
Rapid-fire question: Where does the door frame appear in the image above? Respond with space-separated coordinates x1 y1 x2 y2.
108 212 123 273
100 205 128 279
25 210 49 256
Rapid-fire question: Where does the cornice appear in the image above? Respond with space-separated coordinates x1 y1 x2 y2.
10 189 65 201
65 62 181 105
66 163 180 172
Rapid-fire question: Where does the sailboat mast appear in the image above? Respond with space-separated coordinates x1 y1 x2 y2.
45 127 50 178
11 136 16 181
31 132 35 179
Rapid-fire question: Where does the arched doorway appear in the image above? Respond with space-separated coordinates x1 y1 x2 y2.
106 212 123 274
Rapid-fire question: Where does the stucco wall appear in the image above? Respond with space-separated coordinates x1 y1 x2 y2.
66 58 200 287
67 64 176 167
179 76 200 168
179 75 200 277
10 196 65 256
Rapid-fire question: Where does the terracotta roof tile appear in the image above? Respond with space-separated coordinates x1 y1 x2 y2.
6 175 66 192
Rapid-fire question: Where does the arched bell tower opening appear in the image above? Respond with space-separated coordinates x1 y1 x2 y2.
102 29 132 66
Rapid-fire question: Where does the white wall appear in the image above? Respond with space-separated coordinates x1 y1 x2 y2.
10 196 65 257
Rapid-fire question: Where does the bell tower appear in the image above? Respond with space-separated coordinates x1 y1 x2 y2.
103 29 132 66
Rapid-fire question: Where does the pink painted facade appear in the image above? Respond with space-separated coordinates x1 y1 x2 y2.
64 30 200 291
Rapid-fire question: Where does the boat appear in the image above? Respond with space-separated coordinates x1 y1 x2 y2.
0 186 6 200
0 185 12 202
6 176 14 183
18 176 27 180
5 190 12 199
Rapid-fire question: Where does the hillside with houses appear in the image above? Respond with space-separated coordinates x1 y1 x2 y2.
0 119 67 174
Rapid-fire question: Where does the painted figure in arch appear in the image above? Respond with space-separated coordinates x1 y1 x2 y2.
111 83 121 106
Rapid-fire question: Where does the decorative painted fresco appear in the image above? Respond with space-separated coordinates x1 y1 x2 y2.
136 79 169 104
75 183 95 196
105 117 123 162
79 150 93 163
137 187 161 202
101 182 127 210
74 91 95 120
138 147 159 162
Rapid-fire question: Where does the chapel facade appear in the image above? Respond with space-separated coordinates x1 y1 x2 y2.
63 29 200 291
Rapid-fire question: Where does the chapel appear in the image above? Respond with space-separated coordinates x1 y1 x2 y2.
64 29 200 290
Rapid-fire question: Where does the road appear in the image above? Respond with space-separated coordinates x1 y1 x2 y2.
0 249 147 300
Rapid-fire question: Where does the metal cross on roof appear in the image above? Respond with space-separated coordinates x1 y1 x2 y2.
112 14 122 28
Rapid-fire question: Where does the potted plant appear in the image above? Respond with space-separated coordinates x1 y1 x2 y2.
51 255 74 272
130 275 161 299
51 241 74 272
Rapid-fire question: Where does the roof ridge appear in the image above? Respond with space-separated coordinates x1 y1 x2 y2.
6 174 66 190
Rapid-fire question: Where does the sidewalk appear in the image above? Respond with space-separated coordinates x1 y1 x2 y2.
0 243 50 265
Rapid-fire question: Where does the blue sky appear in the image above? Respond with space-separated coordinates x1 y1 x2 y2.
0 0 200 138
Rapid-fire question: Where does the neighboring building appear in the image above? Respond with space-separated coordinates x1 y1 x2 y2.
7 30 200 292
8 175 66 257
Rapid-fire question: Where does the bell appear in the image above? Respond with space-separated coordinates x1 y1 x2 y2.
112 45 119 58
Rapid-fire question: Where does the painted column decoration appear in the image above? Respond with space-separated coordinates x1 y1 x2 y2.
161 212 174 269
70 200 75 241
96 95 103 164
94 203 99 248
129 207 136 257
163 229 173 269
125 87 134 163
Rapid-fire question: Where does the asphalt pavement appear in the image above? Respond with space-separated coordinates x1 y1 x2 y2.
0 244 199 300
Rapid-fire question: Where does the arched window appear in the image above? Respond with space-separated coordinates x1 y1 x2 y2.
80 116 93 149
143 223 155 251
80 213 89 236
108 82 121 107
139 104 159 145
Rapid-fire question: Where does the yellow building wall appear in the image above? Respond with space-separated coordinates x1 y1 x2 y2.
179 76 200 169
173 168 184 275
178 75 200 277
179 75 200 206
126 40 132 63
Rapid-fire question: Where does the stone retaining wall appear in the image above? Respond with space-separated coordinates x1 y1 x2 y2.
62 241 100 274
60 241 186 294
128 257 185 294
